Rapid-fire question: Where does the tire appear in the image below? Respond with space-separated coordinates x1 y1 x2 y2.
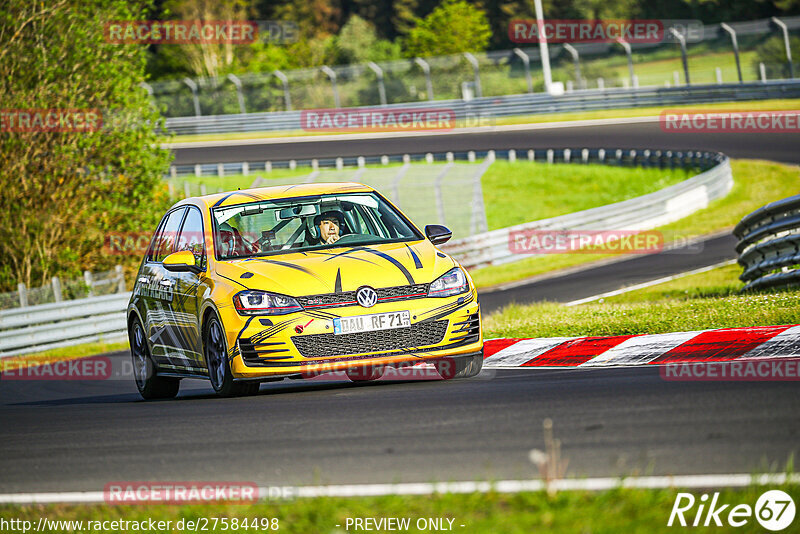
129 317 180 400
205 316 259 397
435 353 484 380
345 364 385 382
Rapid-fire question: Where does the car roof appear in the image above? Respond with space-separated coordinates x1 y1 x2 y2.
180 182 375 209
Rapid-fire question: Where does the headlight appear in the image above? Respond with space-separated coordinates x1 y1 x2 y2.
428 267 469 298
233 290 303 315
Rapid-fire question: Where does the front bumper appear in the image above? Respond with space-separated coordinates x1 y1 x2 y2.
223 291 482 379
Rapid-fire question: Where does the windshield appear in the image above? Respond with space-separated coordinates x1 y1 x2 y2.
212 192 422 260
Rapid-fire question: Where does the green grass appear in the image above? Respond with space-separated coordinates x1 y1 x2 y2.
165 99 800 144
1 340 129 372
3 484 797 533
471 159 800 289
482 161 691 230
483 261 800 339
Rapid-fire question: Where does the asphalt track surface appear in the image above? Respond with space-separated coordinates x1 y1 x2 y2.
171 121 800 165
1 123 797 495
1 357 798 493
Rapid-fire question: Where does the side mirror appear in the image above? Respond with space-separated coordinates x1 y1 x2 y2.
424 224 452 245
163 250 200 273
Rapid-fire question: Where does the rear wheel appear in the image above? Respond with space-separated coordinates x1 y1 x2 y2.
435 353 483 380
345 364 385 382
129 318 180 400
205 316 259 397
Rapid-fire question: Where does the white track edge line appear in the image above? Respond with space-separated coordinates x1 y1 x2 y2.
564 259 737 307
2 473 798 504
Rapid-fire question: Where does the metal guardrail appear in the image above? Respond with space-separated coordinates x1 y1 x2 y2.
734 194 800 291
163 80 800 135
441 150 733 269
0 293 131 357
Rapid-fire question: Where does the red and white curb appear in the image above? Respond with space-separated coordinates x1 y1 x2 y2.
483 324 800 368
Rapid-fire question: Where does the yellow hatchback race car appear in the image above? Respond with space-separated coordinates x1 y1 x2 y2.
127 182 483 398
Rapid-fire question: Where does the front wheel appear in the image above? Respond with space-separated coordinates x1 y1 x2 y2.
205 316 259 397
129 317 180 400
435 353 484 380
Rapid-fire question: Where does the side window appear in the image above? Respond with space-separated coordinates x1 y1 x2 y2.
151 207 187 262
176 207 205 268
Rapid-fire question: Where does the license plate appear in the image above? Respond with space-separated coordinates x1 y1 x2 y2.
333 311 411 335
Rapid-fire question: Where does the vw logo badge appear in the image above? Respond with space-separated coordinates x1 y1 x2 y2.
356 286 378 308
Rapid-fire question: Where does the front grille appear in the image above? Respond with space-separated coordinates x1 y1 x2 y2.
296 284 429 309
291 320 448 358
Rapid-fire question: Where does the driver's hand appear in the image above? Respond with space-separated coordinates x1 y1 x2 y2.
325 234 339 244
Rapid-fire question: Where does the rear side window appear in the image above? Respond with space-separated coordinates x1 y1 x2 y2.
150 207 187 262
175 207 205 268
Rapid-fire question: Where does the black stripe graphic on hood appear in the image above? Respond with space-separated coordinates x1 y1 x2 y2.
333 246 414 285
406 244 423 269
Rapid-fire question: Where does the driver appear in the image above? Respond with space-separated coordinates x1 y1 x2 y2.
313 210 344 245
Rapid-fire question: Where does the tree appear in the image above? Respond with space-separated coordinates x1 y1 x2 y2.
334 15 403 64
0 0 172 291
404 0 491 57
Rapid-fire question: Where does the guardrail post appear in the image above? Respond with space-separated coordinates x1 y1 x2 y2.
463 53 482 98
51 277 62 302
381 155 389 165
320 66 341 108
115 265 126 293
771 17 795 79
669 28 691 86
17 283 27 307
562 44 584 89
468 151 476 163
194 164 202 177
217 163 224 177
508 149 516 162
289 159 297 170
184 182 191 198
226 74 247 114
512 48 534 93
272 70 292 111
720 23 743 84
547 149 554 164
528 149 535 161
564 148 571 163
242 162 249 176
366 62 388 106
715 67 723 84
597 78 604 90
336 157 344 170
760 62 767 83
182 78 202 117
414 58 435 100
84 271 94 298
615 38 635 89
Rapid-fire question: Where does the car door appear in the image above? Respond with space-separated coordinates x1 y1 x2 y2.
171 205 209 373
142 206 187 370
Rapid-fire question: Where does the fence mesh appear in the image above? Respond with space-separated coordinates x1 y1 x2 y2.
148 17 800 117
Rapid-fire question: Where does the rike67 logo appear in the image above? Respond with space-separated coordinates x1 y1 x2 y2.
669 490 795 531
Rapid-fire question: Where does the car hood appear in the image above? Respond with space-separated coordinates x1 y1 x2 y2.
214 240 458 296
